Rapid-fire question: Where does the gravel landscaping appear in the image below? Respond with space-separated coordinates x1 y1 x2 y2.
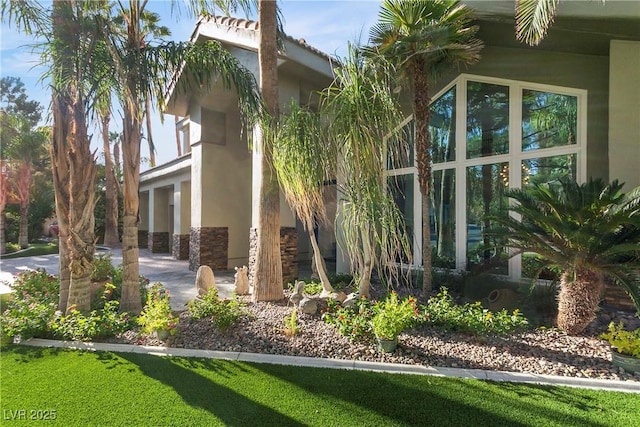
115 289 640 383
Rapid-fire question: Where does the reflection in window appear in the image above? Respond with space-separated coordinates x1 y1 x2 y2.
430 87 456 163
522 90 577 151
431 169 455 268
388 121 414 170
466 163 509 274
388 174 414 262
522 154 577 186
467 82 509 159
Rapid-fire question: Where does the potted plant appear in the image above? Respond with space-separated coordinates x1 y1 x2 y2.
137 283 178 341
370 292 418 353
600 322 640 374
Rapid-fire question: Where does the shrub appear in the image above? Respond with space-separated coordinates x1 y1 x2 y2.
50 286 132 341
137 283 178 335
91 253 116 282
600 322 640 357
92 264 149 310
323 297 375 342
187 288 246 330
283 308 301 337
0 270 59 342
424 288 529 336
371 292 420 340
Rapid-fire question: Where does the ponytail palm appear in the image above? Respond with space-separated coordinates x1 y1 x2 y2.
492 178 640 335
274 103 334 294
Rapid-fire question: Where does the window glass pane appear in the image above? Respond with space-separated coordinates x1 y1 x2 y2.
430 87 456 163
466 163 509 274
388 121 414 170
388 174 414 262
431 169 455 268
522 90 577 151
467 82 509 159
522 154 577 187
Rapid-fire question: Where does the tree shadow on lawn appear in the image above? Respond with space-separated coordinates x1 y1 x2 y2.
117 353 305 427
249 362 607 427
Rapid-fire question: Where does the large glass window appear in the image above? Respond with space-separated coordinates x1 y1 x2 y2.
384 75 584 279
466 163 509 274
467 82 509 159
431 87 456 163
522 90 577 151
431 169 455 268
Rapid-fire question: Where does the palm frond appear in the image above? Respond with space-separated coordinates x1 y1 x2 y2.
515 0 560 46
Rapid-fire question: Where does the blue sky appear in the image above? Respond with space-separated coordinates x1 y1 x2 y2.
0 0 382 169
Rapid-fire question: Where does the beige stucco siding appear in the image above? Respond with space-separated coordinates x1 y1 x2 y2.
609 40 640 190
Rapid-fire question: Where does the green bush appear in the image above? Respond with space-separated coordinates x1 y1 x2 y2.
0 270 59 343
91 263 149 310
91 253 116 282
137 283 178 335
424 288 529 336
50 287 132 341
371 292 420 340
187 288 247 330
323 297 375 342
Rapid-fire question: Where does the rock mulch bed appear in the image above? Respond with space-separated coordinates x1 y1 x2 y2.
117 293 640 383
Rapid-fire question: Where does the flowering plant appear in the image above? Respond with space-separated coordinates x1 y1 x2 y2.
370 292 419 340
137 283 178 336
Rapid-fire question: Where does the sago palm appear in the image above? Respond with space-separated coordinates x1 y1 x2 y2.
491 178 640 335
367 0 483 296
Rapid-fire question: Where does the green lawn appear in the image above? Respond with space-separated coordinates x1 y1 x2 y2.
1 242 59 259
1 346 638 426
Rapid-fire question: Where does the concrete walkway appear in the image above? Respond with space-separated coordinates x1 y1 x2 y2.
0 247 237 309
3 250 640 394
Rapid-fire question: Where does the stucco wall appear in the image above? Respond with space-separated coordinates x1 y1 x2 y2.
608 40 640 191
432 46 610 180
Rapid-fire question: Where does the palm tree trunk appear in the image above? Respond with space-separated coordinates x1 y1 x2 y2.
557 270 603 335
0 212 5 255
413 58 433 296
51 92 71 312
102 114 120 247
253 0 283 302
120 99 142 313
145 95 155 167
18 201 29 249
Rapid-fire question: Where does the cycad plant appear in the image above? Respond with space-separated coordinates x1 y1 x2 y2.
491 178 640 335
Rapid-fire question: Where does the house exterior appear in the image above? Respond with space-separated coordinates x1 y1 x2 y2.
140 2 639 306
138 16 335 284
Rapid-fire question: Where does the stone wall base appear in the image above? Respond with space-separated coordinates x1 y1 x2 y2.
603 282 636 311
138 230 148 249
189 227 228 271
248 227 298 287
148 231 170 253
172 234 189 260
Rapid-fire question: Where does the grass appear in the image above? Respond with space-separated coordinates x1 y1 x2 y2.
1 242 59 259
2 346 638 426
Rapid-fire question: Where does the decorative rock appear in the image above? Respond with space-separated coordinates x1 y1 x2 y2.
320 290 347 303
299 297 318 315
234 266 250 295
289 280 306 306
342 292 360 309
195 265 216 297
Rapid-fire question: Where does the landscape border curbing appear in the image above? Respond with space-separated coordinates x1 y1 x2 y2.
19 338 640 394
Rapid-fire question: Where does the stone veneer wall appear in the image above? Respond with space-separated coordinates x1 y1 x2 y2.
603 282 636 311
138 230 148 249
172 234 189 260
148 231 170 253
248 227 298 287
189 227 228 271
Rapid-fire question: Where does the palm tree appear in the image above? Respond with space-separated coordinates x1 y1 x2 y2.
252 0 283 302
491 178 640 335
321 46 412 297
98 1 261 311
367 0 483 296
515 0 560 46
274 102 334 294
